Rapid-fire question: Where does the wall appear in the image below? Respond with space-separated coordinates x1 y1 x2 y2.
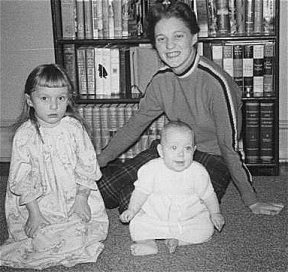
0 0 55 161
0 0 287 162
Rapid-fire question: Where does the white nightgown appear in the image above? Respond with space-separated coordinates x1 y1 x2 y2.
129 158 215 244
0 117 108 269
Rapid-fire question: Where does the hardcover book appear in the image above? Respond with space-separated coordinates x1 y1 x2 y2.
215 0 230 36
243 44 254 98
253 44 264 97
263 41 275 97
61 0 77 38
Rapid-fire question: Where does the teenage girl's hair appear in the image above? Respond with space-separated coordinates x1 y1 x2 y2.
145 0 200 47
14 63 90 139
161 120 195 144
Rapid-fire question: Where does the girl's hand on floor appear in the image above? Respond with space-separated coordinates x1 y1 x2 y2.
210 213 225 232
68 194 91 223
119 210 135 223
249 202 284 215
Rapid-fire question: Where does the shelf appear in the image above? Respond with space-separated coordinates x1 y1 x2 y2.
75 93 143 104
56 37 151 45
198 35 277 42
241 96 277 101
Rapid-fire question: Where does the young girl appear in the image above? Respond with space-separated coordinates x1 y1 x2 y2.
0 64 109 269
120 121 224 255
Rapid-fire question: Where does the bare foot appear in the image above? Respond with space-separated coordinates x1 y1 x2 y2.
164 238 179 254
130 240 158 256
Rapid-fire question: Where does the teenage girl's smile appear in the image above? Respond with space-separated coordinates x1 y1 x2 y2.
154 17 198 74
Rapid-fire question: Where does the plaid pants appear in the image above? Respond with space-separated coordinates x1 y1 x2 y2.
97 140 231 213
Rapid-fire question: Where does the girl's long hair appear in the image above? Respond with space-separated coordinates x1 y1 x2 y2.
13 63 89 138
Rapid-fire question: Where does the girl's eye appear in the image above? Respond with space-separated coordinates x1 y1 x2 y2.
156 36 166 43
185 146 193 151
175 33 184 39
171 146 177 151
58 96 67 102
40 96 48 101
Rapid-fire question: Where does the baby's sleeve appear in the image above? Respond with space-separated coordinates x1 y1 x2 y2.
74 122 101 190
134 162 155 195
9 131 43 205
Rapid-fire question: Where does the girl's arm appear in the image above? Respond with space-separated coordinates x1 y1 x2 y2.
25 200 49 238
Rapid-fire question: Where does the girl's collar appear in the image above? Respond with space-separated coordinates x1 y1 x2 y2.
173 52 199 78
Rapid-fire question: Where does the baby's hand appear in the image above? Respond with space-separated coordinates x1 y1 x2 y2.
120 209 135 223
25 212 49 238
68 194 91 223
211 213 225 232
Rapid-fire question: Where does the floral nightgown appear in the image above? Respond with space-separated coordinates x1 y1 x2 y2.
0 117 109 269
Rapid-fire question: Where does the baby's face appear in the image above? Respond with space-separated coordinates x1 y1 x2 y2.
159 128 195 172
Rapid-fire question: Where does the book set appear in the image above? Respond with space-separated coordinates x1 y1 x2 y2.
77 103 169 159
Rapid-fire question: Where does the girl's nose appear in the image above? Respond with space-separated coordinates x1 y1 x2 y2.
49 98 58 110
166 38 175 49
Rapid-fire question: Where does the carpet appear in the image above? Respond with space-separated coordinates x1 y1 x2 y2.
0 167 287 272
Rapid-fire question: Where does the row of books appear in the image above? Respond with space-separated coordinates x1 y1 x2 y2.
243 101 275 164
202 40 275 98
77 103 169 159
197 0 276 37
64 43 162 98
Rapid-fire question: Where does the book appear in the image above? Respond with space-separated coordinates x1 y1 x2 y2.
112 0 122 38
245 0 254 36
91 0 98 38
85 47 96 97
222 44 233 77
83 104 94 132
215 0 230 36
92 104 102 155
253 43 264 97
63 44 77 90
211 43 223 68
263 0 275 35
108 104 118 138
100 104 110 149
119 46 131 97
253 0 263 34
206 0 218 37
195 0 209 37
110 47 120 97
243 101 260 163
76 47 87 97
228 0 237 35
61 0 77 38
260 102 274 163
232 44 243 91
83 0 93 39
108 0 115 38
236 0 245 35
242 44 253 98
94 47 105 97
76 0 85 39
122 0 129 37
263 41 274 97
96 0 103 38
102 47 112 97
102 0 109 38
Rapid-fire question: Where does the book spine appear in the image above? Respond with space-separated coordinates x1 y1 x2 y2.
94 47 104 97
102 47 112 97
253 0 263 34
76 47 87 97
85 47 96 97
215 0 230 36
130 46 139 95
108 0 115 38
206 0 218 37
91 0 98 38
96 0 103 38
236 0 245 35
110 47 120 97
263 41 275 97
253 44 264 97
108 103 118 138
260 102 274 163
63 44 77 90
92 104 102 155
100 104 110 149
232 44 243 92
222 44 234 77
61 0 77 38
195 0 209 37
83 0 93 39
263 0 275 35
228 0 237 35
122 0 129 37
245 0 254 36
83 104 93 132
76 0 85 39
102 0 109 38
113 0 122 38
242 44 254 98
211 43 223 68
243 101 260 164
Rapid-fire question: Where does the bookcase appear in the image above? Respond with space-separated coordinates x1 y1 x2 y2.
50 0 280 175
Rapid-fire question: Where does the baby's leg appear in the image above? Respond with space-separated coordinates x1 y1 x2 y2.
130 239 158 256
164 238 179 254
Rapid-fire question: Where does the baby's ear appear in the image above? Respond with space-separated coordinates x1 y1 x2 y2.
157 144 164 158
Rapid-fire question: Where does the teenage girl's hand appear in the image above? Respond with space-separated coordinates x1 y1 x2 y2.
210 213 225 232
68 194 91 223
25 211 50 238
119 209 135 223
249 202 284 215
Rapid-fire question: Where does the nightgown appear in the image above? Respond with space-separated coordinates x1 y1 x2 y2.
129 158 215 244
0 117 109 269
